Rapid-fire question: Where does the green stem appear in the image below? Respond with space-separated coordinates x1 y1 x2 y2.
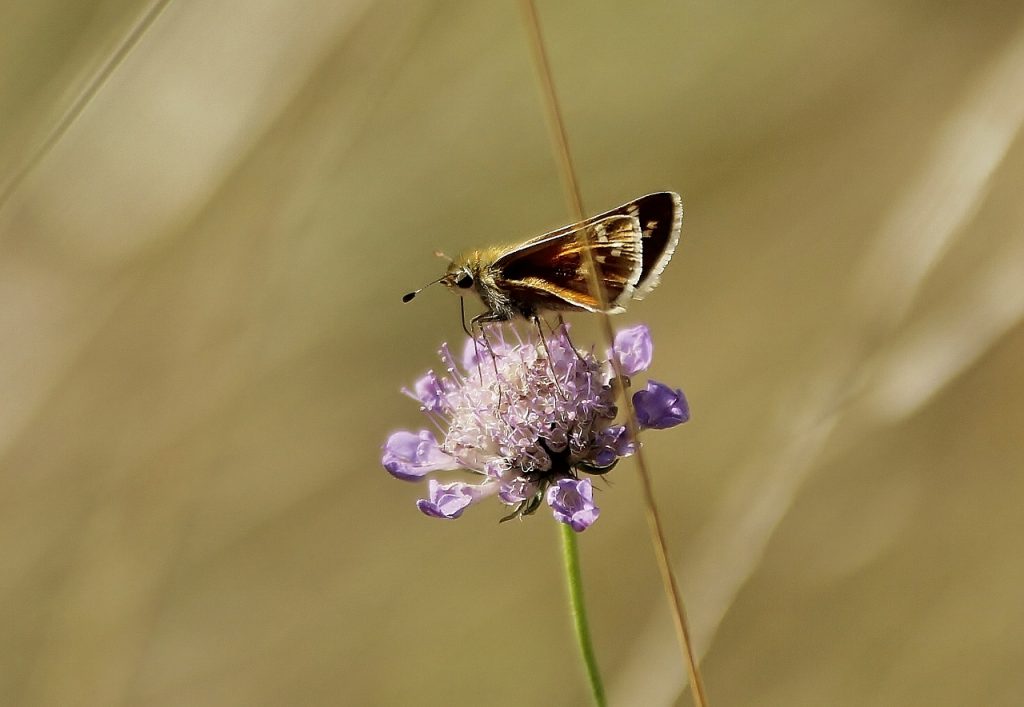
559 522 607 707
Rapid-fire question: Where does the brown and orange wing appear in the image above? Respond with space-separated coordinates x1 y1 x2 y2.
495 214 643 313
511 192 682 302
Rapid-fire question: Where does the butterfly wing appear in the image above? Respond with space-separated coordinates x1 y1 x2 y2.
506 192 682 302
495 214 643 313
622 192 682 300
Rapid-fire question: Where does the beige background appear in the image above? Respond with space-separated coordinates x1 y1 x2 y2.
2 1 1023 705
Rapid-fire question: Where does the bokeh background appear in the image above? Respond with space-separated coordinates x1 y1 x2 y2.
2 1 1023 705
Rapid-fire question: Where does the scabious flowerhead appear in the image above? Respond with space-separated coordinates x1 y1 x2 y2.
382 323 688 531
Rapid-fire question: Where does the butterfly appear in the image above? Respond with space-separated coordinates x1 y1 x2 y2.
404 192 682 329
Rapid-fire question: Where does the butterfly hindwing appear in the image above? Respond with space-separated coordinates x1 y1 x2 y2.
622 192 682 299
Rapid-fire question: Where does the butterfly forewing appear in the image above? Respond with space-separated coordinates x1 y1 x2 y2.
510 192 681 302
496 214 643 313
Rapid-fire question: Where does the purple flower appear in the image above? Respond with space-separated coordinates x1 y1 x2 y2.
382 323 688 530
633 380 690 429
499 475 539 504
382 430 459 481
547 478 600 532
416 479 494 519
408 370 445 411
590 425 634 468
612 325 653 375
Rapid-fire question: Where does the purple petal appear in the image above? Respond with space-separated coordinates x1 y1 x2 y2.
484 459 510 479
416 480 478 519
412 370 446 412
590 446 618 468
597 425 634 455
632 380 690 430
612 325 653 375
499 475 538 504
546 477 601 532
588 425 634 467
382 430 460 481
461 336 483 371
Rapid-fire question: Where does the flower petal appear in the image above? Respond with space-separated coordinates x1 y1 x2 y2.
612 325 653 375
546 477 601 532
633 380 690 429
416 480 477 519
499 475 539 504
417 479 498 519
412 370 446 412
461 337 483 372
598 425 634 455
586 425 634 468
382 430 460 481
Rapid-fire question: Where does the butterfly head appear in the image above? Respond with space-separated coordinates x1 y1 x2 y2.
443 260 476 293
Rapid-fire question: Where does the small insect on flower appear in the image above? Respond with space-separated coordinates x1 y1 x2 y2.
402 192 682 330
381 323 689 531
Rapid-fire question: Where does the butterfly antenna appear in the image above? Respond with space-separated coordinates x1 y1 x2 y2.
402 275 447 303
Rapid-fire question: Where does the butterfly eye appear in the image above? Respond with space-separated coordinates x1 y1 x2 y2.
456 272 474 289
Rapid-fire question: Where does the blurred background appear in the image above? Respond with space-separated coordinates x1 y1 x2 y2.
2 1 1023 705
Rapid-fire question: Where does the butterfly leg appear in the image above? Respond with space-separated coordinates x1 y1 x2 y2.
531 315 567 398
551 313 587 363
459 297 487 382
470 311 507 399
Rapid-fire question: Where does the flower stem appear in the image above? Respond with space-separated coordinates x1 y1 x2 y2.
559 522 607 707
